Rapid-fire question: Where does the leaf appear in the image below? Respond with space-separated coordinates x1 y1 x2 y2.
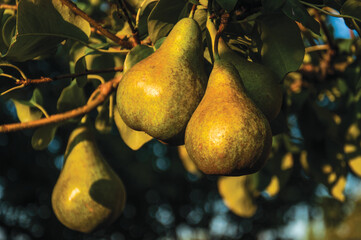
282 0 320 34
11 99 43 123
31 124 59 150
1 15 16 48
11 88 45 123
254 14 305 80
95 104 112 134
30 88 43 105
340 0 361 30
137 0 158 39
123 45 154 72
2 0 91 62
147 0 187 43
324 0 344 11
57 80 86 112
154 37 167 50
114 107 153 150
330 176 346 202
218 176 258 218
216 0 238 12
261 0 286 13
178 145 201 176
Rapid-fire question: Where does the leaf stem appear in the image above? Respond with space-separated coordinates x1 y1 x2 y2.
0 63 27 80
0 73 20 83
59 0 134 48
0 77 122 133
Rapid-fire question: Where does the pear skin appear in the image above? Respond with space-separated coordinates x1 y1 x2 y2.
185 59 272 176
117 18 207 145
52 126 126 233
207 18 283 121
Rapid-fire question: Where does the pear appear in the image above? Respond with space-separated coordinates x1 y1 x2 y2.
185 59 272 176
52 125 126 233
207 18 283 121
116 18 207 145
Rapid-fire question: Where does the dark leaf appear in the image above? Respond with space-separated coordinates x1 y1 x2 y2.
282 0 320 34
254 14 305 79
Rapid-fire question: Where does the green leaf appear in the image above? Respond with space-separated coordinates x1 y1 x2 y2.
57 80 86 112
154 37 167 50
282 0 320 34
255 14 305 80
11 99 43 123
261 0 286 13
147 0 187 43
30 88 43 105
2 0 91 62
216 0 238 12
137 0 158 39
340 0 361 30
2 15 16 48
124 45 154 72
31 124 59 150
11 88 45 123
114 107 153 150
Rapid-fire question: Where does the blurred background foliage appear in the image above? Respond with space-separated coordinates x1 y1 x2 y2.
1 0 361 239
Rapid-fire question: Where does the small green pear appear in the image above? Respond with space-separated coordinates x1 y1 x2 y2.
207 18 283 121
52 125 126 233
185 59 272 176
117 18 207 145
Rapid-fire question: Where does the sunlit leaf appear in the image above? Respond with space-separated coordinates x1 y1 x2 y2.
349 156 361 177
11 99 43 123
114 107 153 150
330 176 346 202
264 176 280 197
11 88 45 123
178 145 201 176
31 124 59 150
218 176 258 218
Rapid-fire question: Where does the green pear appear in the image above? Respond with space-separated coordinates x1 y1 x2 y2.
207 18 283 121
185 59 272 176
116 18 207 145
52 125 126 233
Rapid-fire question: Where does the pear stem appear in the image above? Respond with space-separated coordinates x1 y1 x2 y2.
214 13 230 61
189 4 197 19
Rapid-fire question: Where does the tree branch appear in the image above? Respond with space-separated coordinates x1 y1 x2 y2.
117 0 140 45
0 4 17 10
59 0 135 48
16 67 123 85
0 77 122 133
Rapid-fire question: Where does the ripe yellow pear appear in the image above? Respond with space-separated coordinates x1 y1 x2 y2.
185 58 272 175
207 18 283 121
116 18 207 145
52 125 126 233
